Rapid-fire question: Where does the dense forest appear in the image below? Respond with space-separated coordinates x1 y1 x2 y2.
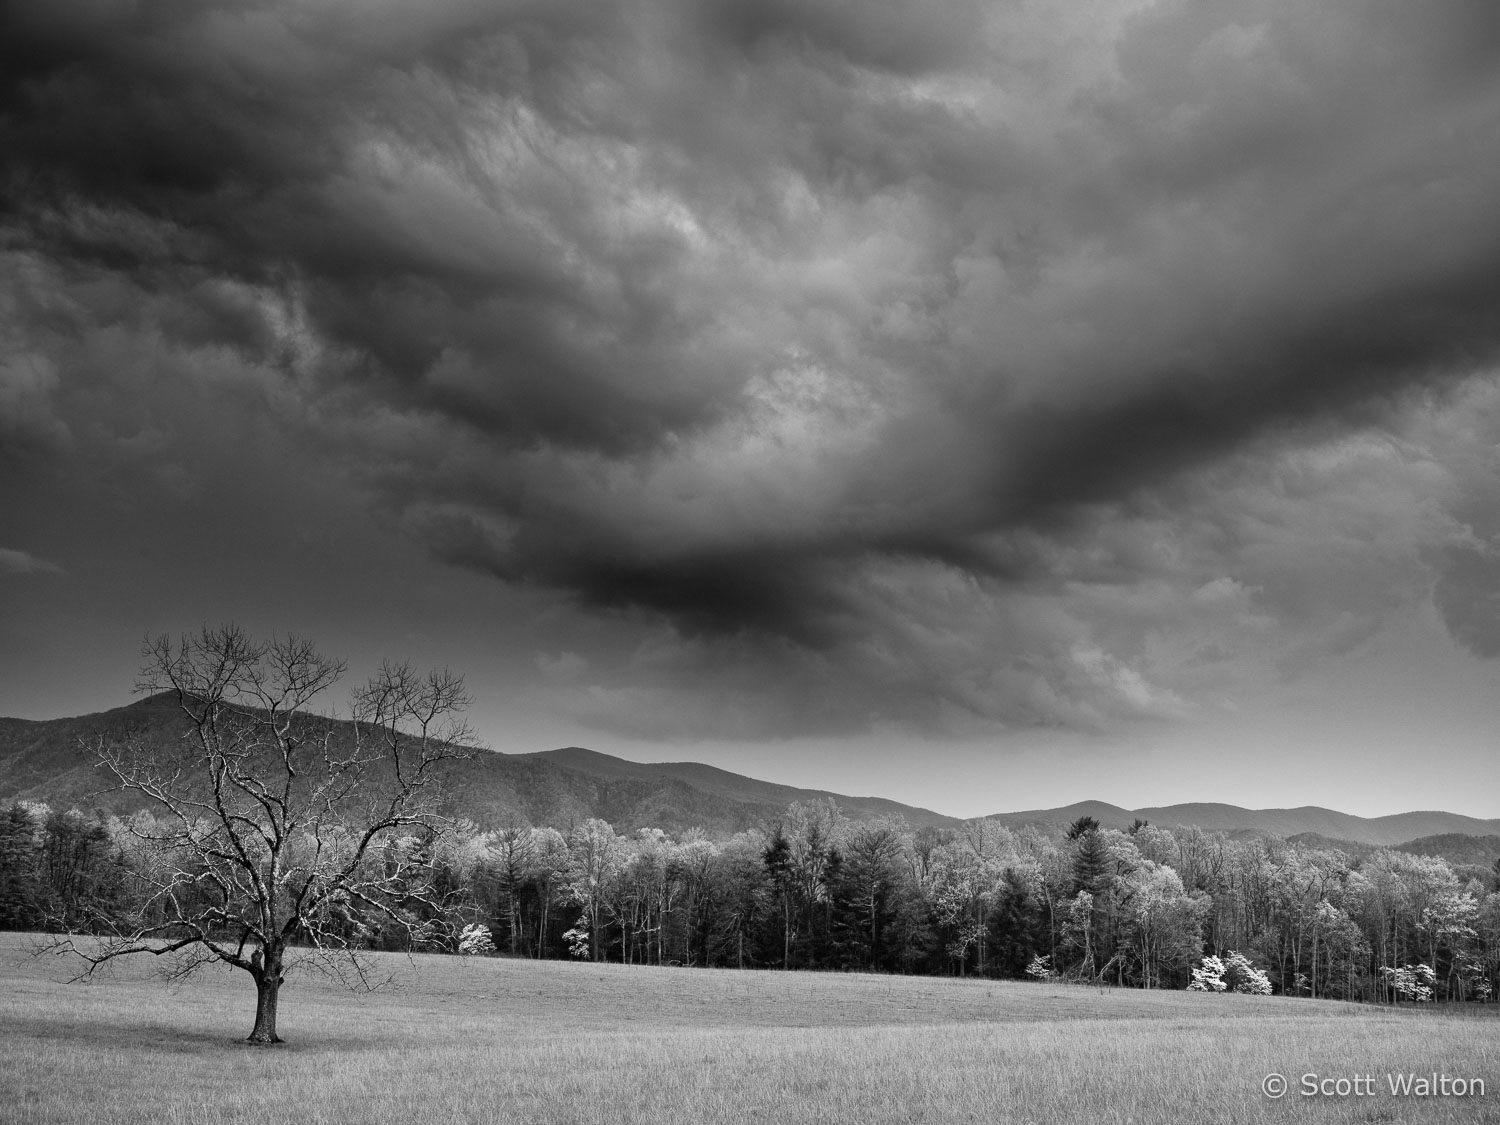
4 797 1497 1003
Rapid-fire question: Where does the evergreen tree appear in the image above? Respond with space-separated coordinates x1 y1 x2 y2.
1071 829 1111 896
831 823 905 970
0 804 44 930
1069 827 1114 978
762 828 796 969
987 867 1046 977
1065 815 1100 841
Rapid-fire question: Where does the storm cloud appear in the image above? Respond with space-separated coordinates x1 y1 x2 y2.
6 0 1500 737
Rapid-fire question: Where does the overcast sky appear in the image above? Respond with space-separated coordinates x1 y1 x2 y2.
4 0 1500 820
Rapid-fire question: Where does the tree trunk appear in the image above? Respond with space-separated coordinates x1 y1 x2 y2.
247 942 285 1050
247 946 284 1045
1310 923 1318 1000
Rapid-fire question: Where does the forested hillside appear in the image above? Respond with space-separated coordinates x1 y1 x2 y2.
0 694 957 835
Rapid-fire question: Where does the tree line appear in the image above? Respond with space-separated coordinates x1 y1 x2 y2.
6 796 1498 1002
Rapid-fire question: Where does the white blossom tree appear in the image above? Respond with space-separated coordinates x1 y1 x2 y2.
1222 950 1273 994
1187 954 1227 992
458 923 496 956
1381 963 1436 1001
1188 951 1271 994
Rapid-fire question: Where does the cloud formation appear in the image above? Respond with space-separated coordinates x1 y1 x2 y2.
0 548 63 576
6 0 1500 736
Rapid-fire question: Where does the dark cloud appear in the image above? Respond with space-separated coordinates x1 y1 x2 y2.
703 0 988 75
7 0 1500 734
1434 545 1500 658
1432 475 1500 658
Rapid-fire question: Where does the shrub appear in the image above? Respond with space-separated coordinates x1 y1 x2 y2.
1188 951 1271 994
563 925 591 959
1381 964 1436 1002
1187 955 1226 992
458 924 496 956
1222 951 1272 995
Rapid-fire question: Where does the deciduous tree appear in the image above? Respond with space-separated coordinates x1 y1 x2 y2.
57 625 477 1044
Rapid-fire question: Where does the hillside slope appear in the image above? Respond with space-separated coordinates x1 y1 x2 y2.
0 695 958 834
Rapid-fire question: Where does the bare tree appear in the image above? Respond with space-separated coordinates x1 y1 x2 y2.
55 625 478 1044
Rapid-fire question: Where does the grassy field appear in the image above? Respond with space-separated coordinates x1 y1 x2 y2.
1 932 1496 1124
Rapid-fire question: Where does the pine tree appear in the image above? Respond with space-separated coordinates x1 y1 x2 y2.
1071 829 1111 896
1065 815 1100 841
762 828 795 969
1069 828 1113 979
987 866 1046 977
0 804 44 930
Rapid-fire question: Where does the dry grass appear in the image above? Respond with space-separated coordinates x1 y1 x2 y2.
1 932 1496 1124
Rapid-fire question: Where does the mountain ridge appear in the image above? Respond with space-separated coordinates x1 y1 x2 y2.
989 799 1500 847
0 695 960 834
1 695 1496 845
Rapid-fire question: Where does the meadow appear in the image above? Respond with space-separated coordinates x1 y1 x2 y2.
0 932 1495 1125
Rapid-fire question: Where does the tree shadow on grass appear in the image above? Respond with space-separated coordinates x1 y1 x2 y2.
1 1013 399 1055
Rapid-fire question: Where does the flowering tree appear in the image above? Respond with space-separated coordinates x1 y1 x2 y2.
458 923 496 956
562 924 591 959
1188 954 1227 992
1189 951 1271 993
1381 963 1436 1001
1222 950 1273 994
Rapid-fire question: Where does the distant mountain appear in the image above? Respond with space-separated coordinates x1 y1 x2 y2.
0 695 189 810
1281 833 1500 882
1394 834 1500 870
0 695 959 835
989 800 1500 848
5 696 1497 846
